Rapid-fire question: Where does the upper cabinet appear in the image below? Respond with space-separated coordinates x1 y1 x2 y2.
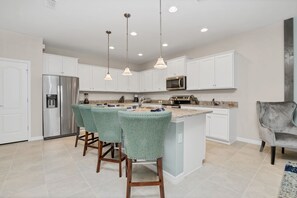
78 64 139 93
78 64 106 91
166 56 188 77
43 53 78 77
186 51 236 90
128 72 139 92
152 68 167 92
139 70 153 92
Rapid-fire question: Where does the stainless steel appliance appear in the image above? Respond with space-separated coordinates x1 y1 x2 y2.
163 95 199 108
166 76 186 91
42 75 79 139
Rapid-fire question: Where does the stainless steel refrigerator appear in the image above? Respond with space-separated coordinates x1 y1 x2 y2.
42 75 79 139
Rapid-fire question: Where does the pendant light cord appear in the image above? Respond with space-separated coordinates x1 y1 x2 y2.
106 31 111 74
159 0 163 58
126 14 129 68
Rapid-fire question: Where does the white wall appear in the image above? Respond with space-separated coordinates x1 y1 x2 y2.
140 22 285 141
0 29 43 138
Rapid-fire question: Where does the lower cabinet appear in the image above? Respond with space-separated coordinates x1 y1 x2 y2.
181 106 236 144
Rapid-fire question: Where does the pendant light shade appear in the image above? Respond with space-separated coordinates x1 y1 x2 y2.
104 73 112 80
122 13 133 76
123 67 132 76
104 30 112 80
154 0 167 69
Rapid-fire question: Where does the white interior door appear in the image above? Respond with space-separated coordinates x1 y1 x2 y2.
0 59 28 144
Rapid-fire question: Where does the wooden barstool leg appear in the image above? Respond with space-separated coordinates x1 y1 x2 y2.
125 157 128 178
75 127 79 147
97 141 103 173
91 132 95 140
83 131 89 156
111 143 115 158
157 158 165 198
126 159 132 198
119 143 122 177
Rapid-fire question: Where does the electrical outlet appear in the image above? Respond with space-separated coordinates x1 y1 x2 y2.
177 134 183 143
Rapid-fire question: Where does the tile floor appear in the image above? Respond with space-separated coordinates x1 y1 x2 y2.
0 136 296 198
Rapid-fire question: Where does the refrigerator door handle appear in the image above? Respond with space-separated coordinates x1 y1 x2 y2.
60 84 63 119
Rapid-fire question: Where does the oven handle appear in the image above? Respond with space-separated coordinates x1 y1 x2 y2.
179 79 182 88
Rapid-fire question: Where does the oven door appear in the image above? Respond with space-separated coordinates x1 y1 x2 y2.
166 76 186 90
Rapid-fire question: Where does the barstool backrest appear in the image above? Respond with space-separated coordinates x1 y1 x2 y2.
72 104 84 128
118 111 172 160
91 107 126 143
79 105 97 133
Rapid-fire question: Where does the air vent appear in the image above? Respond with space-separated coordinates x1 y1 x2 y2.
45 0 57 9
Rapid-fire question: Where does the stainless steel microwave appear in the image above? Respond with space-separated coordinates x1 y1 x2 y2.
166 76 186 91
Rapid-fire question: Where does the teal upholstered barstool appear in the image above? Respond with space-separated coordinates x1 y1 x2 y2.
118 111 172 198
91 107 127 177
78 105 99 156
72 104 85 147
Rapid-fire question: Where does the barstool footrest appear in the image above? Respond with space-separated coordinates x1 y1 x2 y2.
130 181 161 187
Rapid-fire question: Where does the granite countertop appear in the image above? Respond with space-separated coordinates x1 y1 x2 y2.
134 107 212 119
180 104 237 109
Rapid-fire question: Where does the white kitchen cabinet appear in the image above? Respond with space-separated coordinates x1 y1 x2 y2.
181 106 236 144
43 53 78 77
117 70 130 92
139 70 153 92
105 68 118 91
198 57 215 89
166 56 187 77
186 60 200 90
78 64 92 91
197 51 235 90
128 72 139 92
214 53 234 88
92 66 106 91
62 56 78 77
152 68 167 92
78 64 106 91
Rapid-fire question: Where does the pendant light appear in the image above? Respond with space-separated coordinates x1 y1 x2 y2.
154 0 167 69
104 30 112 80
122 13 133 76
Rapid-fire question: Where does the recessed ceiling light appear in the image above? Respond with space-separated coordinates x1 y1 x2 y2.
138 53 143 57
201 28 208 33
162 43 168 47
109 46 115 49
169 6 178 13
130 32 137 36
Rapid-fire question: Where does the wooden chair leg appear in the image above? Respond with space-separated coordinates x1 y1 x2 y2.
97 141 103 173
282 147 285 154
119 143 122 177
75 128 79 147
126 159 132 198
271 146 276 165
259 141 265 152
157 158 165 198
125 157 128 178
83 131 89 156
111 143 115 158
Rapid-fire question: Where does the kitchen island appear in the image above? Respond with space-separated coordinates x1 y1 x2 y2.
135 107 211 183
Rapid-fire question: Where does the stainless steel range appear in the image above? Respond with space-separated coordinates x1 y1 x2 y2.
163 95 199 108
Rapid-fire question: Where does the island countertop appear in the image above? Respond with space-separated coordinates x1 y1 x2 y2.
134 107 212 119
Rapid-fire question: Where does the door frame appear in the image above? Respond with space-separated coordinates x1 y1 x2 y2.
0 57 31 141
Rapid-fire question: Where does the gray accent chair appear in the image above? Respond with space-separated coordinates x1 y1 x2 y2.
256 101 297 165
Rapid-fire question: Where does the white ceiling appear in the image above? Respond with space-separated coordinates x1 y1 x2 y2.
0 0 297 65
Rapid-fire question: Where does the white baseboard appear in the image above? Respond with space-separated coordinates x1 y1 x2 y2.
29 136 44 141
236 137 261 145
